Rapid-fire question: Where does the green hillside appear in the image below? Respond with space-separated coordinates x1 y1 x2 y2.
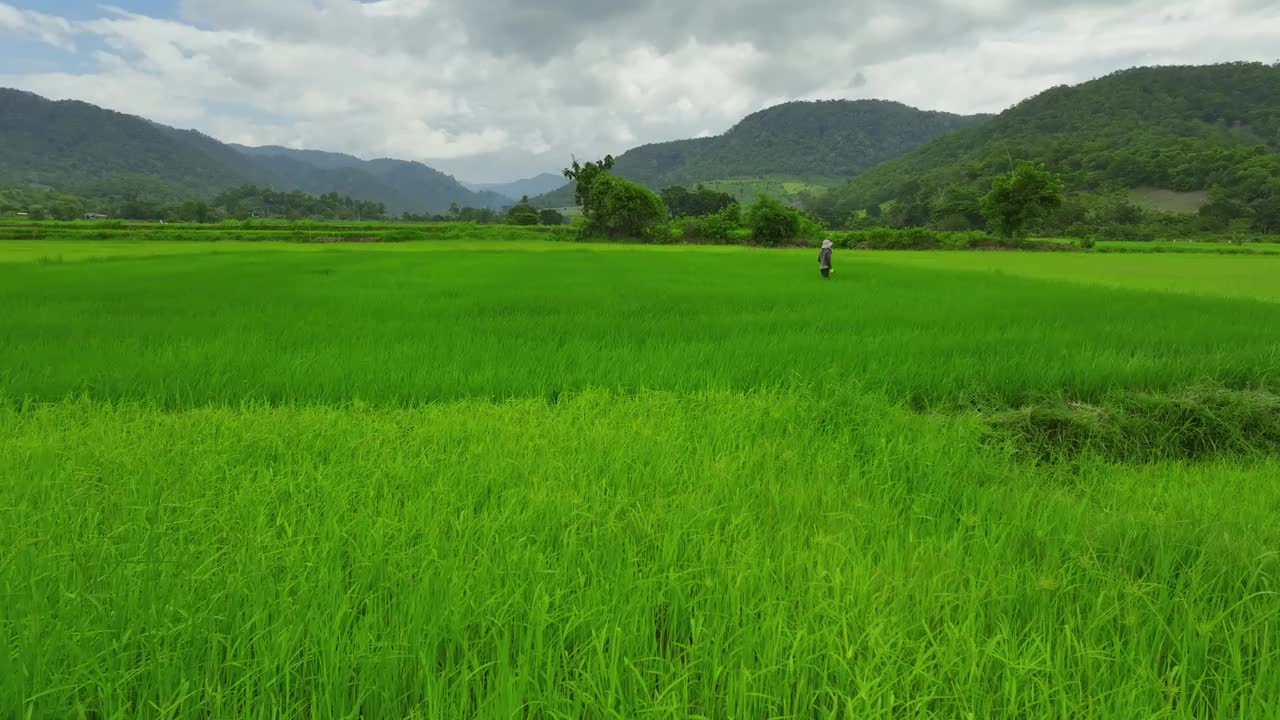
237 146 509 211
0 89 505 213
534 100 989 208
810 62 1280 221
0 89 260 201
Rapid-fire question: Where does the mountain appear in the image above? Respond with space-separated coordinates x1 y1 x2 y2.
811 62 1280 221
232 145 509 211
533 99 990 207
465 173 566 200
0 88 506 214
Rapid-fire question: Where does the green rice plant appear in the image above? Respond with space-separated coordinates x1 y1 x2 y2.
2 236 1280 718
2 392 1278 718
2 241 1278 408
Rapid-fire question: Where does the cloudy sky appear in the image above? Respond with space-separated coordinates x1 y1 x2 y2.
2 1 1278 182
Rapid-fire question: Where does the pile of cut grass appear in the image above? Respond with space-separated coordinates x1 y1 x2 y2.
989 385 1280 462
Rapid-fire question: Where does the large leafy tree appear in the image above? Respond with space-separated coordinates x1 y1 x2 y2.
580 174 668 243
980 161 1065 238
563 155 615 214
746 194 801 246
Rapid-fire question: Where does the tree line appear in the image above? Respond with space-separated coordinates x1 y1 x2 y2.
0 184 570 226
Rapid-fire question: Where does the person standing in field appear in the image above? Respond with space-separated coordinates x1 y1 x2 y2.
818 239 833 279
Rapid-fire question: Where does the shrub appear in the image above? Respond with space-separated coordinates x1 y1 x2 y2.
797 212 827 242
382 229 427 243
746 194 801 246
506 196 540 226
678 203 741 244
538 209 567 226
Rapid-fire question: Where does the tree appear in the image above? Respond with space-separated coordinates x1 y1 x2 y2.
680 202 741 243
746 194 801 246
1250 195 1280 234
1044 194 1088 232
661 185 736 217
1198 194 1247 231
506 195 540 226
1094 193 1143 226
931 186 985 230
980 161 1065 238
580 173 668 242
48 196 83 221
176 199 213 223
563 155 615 213
539 209 566 226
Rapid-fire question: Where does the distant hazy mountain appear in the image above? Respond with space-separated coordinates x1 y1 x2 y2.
464 173 566 201
232 145 510 212
533 99 990 207
0 88 507 213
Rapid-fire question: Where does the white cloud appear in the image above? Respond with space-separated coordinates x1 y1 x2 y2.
1 0 1278 181
0 2 76 50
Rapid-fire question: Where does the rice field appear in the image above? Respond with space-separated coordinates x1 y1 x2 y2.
2 235 1279 718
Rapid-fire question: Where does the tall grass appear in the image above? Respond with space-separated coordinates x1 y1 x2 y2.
3 392 1278 718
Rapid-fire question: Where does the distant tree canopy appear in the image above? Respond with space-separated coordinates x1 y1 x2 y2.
746 194 802 246
506 196 540 226
212 186 385 221
979 162 1065 238
0 185 87 220
564 157 668 242
660 185 736 217
1 181 550 226
538 209 567 226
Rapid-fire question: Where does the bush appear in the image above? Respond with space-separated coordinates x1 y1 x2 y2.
746 194 801 246
678 203 741 244
581 175 669 243
539 209 566 226
381 229 427 243
797 212 827 242
506 196 540 226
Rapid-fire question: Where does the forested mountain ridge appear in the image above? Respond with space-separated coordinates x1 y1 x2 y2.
0 89 260 199
232 145 510 211
810 62 1280 221
534 99 990 207
0 89 506 213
